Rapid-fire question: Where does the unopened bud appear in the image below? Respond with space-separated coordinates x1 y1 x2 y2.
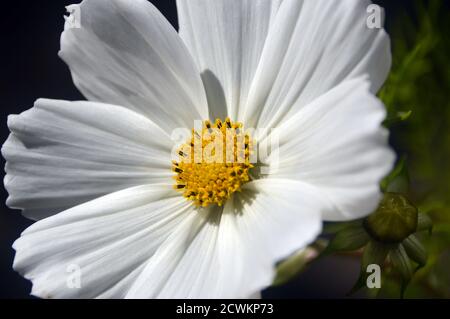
364 193 418 243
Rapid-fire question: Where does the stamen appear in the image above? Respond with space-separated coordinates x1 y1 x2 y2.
173 118 254 207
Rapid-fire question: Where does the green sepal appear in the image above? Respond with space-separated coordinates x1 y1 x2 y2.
417 212 433 234
322 220 363 235
322 225 370 256
389 244 414 298
403 234 427 267
348 240 390 295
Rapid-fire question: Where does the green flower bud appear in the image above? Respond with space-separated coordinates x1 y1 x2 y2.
364 193 418 244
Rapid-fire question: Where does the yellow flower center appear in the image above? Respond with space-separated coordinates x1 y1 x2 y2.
173 118 254 207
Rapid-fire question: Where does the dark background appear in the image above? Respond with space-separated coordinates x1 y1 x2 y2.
0 0 438 299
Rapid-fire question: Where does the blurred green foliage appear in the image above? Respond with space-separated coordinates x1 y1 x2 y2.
376 0 450 298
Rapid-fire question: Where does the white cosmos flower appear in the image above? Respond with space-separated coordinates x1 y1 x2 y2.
2 0 395 299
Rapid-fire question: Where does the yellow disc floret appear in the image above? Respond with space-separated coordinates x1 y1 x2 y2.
173 118 254 207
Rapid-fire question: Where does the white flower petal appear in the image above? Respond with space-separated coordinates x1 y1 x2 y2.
13 185 192 299
243 0 391 129
127 179 323 298
3 99 173 220
177 0 283 120
262 78 395 221
125 206 215 298
13 180 323 299
60 0 208 131
221 179 324 297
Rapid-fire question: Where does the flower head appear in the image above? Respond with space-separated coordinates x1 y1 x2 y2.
2 0 394 298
